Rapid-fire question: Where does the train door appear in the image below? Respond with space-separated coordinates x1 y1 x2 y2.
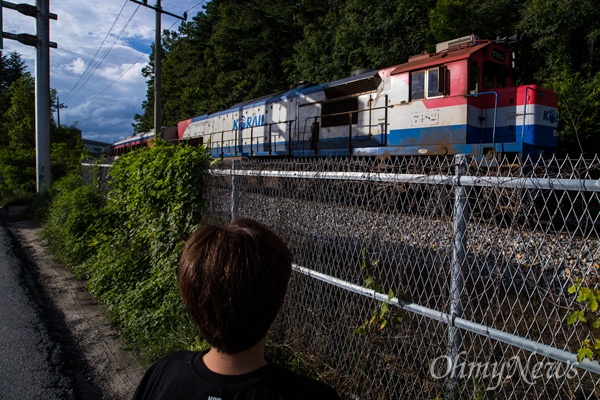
239 104 266 156
298 101 321 154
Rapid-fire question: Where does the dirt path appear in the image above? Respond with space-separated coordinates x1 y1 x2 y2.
7 220 145 400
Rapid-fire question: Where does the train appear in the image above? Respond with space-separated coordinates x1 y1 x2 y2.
113 35 559 162
110 127 178 157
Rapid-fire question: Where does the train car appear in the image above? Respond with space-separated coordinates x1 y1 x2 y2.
110 127 179 157
111 131 155 157
178 35 558 162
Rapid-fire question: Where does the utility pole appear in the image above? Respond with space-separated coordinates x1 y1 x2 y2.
56 96 66 126
1 0 58 192
130 1 186 139
35 0 51 191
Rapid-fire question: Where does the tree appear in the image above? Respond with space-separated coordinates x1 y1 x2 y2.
136 0 303 129
206 0 300 107
0 54 83 205
292 0 345 83
332 0 434 75
51 124 84 179
135 0 227 132
429 0 525 43
0 51 27 145
0 58 36 204
518 0 600 155
161 2 225 127
0 51 26 93
4 73 36 149
0 147 37 204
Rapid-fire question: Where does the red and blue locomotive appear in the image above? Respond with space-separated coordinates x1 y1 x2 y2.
177 35 557 162
116 35 558 162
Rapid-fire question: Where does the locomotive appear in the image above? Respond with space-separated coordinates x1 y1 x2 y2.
117 35 559 162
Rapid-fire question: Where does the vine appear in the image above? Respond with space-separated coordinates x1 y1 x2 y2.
355 247 403 335
567 278 600 362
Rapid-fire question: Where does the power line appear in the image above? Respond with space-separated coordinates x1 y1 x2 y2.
72 2 206 108
129 1 186 139
84 16 182 104
61 0 129 102
87 48 150 103
63 5 141 103
187 1 208 14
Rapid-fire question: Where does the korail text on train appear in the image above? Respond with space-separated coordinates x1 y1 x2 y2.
112 34 559 163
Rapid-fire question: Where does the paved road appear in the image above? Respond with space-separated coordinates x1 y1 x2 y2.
0 223 104 399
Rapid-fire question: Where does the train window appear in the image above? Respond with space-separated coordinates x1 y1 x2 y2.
482 63 494 89
428 68 446 97
469 62 479 93
411 71 425 100
411 68 445 100
483 61 511 89
497 73 507 88
428 69 439 97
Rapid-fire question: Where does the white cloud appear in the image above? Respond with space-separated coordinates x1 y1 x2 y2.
64 58 86 75
2 0 200 143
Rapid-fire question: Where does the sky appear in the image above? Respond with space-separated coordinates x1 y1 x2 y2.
2 0 207 144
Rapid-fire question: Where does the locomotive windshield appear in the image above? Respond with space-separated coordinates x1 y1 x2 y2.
482 61 511 89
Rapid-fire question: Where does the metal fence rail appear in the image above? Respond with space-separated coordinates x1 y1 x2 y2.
201 154 600 399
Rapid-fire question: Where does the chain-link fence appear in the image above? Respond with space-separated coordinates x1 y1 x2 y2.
81 160 112 193
201 155 600 399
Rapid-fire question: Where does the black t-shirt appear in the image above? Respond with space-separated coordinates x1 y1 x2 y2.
132 350 341 400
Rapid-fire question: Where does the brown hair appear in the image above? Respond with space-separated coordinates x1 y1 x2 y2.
178 219 292 354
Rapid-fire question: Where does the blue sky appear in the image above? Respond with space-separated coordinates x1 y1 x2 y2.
2 0 206 144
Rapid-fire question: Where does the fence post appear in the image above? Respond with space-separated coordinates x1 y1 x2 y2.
231 158 240 222
447 153 469 399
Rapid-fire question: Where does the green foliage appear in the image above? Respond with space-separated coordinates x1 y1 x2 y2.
0 51 26 91
72 141 212 359
0 52 84 206
429 0 524 43
0 147 36 206
43 142 212 360
518 0 600 155
43 173 106 265
50 126 85 179
294 0 433 82
4 73 35 149
533 65 600 156
567 278 600 362
0 51 27 142
355 248 403 335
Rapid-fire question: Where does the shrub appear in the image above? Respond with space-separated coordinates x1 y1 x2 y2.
0 147 36 206
79 141 212 359
42 173 106 266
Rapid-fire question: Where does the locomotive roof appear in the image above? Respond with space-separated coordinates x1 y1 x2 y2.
390 40 491 75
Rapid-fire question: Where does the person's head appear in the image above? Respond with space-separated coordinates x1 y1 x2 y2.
178 219 292 354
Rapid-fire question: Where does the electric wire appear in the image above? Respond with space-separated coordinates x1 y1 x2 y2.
186 1 208 13
86 16 183 103
63 3 141 104
87 48 150 102
84 2 204 104
61 0 129 103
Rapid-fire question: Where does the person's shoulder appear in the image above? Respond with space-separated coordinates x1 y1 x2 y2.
132 351 202 400
151 350 196 366
143 350 198 377
267 364 340 399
